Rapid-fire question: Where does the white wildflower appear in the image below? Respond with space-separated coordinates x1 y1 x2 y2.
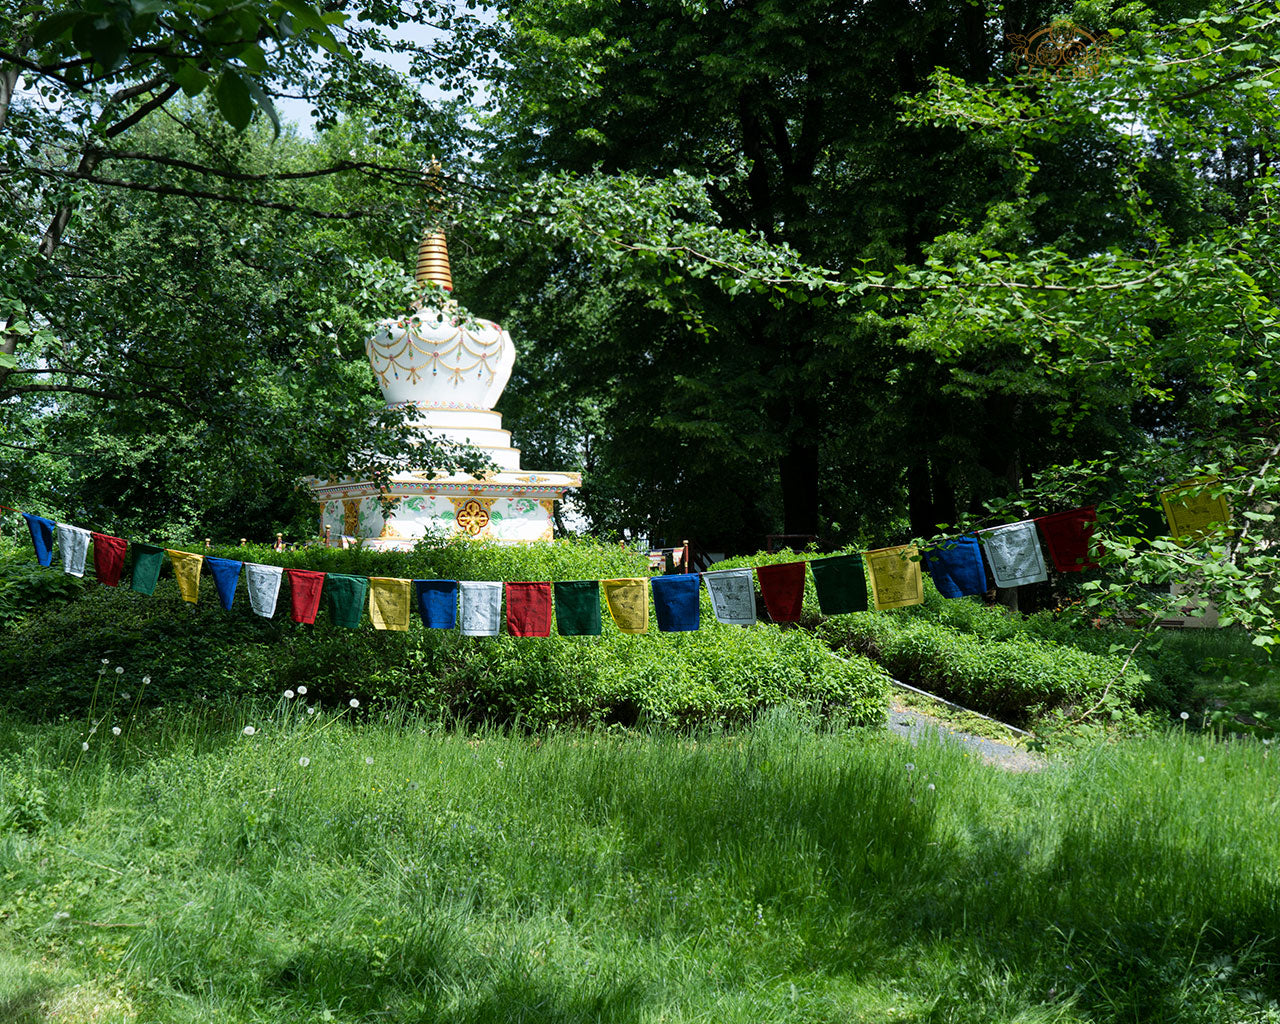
243 726 256 736
297 685 307 695
349 698 360 708
112 726 121 736
284 689 295 699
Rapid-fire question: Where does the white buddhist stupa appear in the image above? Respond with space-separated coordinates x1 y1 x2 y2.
306 219 580 546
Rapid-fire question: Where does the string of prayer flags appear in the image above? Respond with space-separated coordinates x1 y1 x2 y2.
22 514 54 567
651 573 700 632
246 563 283 618
206 556 242 611
459 581 502 636
978 521 1048 588
922 535 987 598
1160 477 1230 546
167 549 204 603
368 577 412 632
756 562 806 623
285 568 325 624
809 554 868 615
603 578 649 634
1035 506 1099 573
325 573 369 628
91 532 127 588
865 545 924 611
130 543 165 596
506 582 553 637
415 579 459 630
554 580 602 635
57 523 90 577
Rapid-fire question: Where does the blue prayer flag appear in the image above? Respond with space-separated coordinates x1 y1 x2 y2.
22 513 55 567
922 535 987 598
206 556 243 610
651 573 701 632
414 579 458 629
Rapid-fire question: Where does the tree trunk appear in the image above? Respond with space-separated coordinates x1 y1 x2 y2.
778 438 819 537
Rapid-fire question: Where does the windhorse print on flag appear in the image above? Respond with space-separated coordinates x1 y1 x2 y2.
1160 477 1231 546
978 521 1048 588
459 581 502 636
864 545 924 611
703 568 756 626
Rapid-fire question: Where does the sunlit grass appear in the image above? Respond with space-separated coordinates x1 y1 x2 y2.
1 696 1278 1024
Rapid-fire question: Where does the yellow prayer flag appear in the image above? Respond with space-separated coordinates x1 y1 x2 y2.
602 578 649 634
166 549 204 604
865 544 924 611
1160 476 1230 546
368 577 412 632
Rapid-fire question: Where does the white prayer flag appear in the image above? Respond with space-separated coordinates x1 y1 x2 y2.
703 568 756 626
56 523 90 577
459 581 503 636
978 520 1048 588
245 563 284 618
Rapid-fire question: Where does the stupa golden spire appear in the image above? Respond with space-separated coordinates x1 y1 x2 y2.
414 158 453 293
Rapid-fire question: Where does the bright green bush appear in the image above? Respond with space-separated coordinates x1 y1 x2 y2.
0 543 87 625
817 610 1164 725
0 541 889 729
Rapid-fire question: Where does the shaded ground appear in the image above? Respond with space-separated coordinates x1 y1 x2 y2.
887 698 1045 772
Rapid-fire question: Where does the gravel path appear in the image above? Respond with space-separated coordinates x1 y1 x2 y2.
887 700 1045 772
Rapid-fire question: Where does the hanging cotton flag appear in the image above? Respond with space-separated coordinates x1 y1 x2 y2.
651 573 700 632
206 556 242 611
130 543 165 596
703 568 756 626
1035 506 1099 573
91 532 127 587
506 582 553 637
1160 477 1231 546
809 554 868 615
246 563 283 618
602 578 649 634
56 523 90 577
22 514 55 567
978 521 1048 588
415 579 459 630
756 562 806 623
286 568 325 624
166 549 204 604
325 573 369 628
554 580 602 636
865 545 924 611
922 535 987 599
367 577 411 632
459 581 503 637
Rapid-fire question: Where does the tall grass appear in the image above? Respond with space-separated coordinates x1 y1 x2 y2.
1 703 1278 1023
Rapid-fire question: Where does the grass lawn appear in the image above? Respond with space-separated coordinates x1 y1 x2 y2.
2 691 1278 1024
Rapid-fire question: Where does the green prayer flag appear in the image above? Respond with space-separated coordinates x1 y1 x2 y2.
324 573 370 628
809 554 868 615
554 580 602 636
130 543 165 596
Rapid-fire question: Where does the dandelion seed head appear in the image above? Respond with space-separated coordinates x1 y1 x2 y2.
284 689 295 699
365 756 374 765
101 658 109 665
112 726 121 736
307 706 315 715
243 726 256 736
297 685 307 695
299 757 310 767
115 666 124 675
1197 755 1206 763
81 742 89 751
1180 711 1190 721
121 692 131 700
349 698 360 708
142 676 151 685
927 783 936 791
905 763 915 772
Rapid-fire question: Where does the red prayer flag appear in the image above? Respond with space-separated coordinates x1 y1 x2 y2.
505 582 552 637
1035 506 1099 573
285 568 326 624
91 532 127 587
756 561 806 623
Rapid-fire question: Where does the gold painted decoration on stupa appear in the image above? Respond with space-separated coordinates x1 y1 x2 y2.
367 318 506 388
451 497 492 536
415 231 453 292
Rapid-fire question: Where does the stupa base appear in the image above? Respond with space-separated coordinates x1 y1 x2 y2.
306 469 581 547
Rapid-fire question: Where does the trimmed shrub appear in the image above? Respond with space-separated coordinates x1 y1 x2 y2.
0 541 889 729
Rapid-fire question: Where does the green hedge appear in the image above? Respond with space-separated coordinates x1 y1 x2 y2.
0 541 889 730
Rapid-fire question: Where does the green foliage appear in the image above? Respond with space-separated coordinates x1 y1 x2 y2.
0 544 85 626
1 711 1278 1022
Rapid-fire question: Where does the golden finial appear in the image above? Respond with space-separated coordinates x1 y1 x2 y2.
414 157 453 294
